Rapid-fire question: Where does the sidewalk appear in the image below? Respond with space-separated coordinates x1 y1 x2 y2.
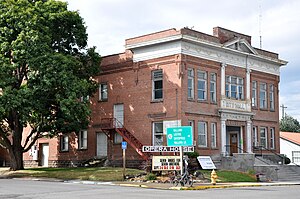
114 181 300 190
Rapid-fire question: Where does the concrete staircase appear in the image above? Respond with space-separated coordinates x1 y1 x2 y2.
277 165 300 181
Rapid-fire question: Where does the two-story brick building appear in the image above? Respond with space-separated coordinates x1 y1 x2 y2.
22 27 287 168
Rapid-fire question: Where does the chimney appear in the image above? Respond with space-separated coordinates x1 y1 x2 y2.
213 27 251 44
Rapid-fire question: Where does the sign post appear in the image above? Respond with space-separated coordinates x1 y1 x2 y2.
166 126 193 175
122 141 127 180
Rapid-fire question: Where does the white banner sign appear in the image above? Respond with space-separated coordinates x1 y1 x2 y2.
197 156 216 170
152 156 181 171
142 146 194 152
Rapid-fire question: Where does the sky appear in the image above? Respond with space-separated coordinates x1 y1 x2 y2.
66 0 300 121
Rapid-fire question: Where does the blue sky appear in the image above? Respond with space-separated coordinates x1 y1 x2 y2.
66 0 300 121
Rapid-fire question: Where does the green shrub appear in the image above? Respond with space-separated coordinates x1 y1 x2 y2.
145 173 157 181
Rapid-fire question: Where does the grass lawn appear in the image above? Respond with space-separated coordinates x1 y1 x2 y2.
0 167 256 182
0 167 144 181
200 170 256 182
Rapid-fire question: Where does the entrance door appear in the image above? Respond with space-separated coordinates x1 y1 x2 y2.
114 104 124 128
230 134 238 155
41 144 49 167
97 132 107 157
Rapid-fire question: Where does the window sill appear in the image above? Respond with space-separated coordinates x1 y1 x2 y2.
98 99 108 102
259 108 269 111
77 148 88 151
197 100 208 103
151 99 163 103
59 150 69 153
187 98 195 102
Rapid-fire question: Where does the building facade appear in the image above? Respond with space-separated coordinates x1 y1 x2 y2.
280 132 300 165
22 27 287 167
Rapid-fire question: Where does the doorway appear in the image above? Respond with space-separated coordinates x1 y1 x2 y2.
114 104 124 128
40 144 49 167
230 133 238 155
96 132 107 157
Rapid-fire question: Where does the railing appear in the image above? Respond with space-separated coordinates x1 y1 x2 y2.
253 145 292 165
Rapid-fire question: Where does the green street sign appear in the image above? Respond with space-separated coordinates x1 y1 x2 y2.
167 126 193 147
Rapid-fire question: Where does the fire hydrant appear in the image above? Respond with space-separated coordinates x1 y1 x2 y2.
210 169 218 185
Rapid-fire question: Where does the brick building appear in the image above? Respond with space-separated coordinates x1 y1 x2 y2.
21 27 287 168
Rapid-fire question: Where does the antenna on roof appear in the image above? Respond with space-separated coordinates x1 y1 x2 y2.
259 0 262 49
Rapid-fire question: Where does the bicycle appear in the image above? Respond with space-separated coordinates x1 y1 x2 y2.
169 156 194 187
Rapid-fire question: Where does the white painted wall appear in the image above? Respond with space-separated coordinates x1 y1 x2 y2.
280 138 300 164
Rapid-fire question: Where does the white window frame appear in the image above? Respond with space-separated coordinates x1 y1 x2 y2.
260 127 267 148
210 73 216 103
252 81 257 107
153 122 163 146
60 134 69 152
99 83 108 101
78 130 88 149
198 121 207 147
260 83 267 109
269 84 274 111
197 70 207 101
292 151 300 164
226 76 244 100
211 123 217 148
188 68 194 99
270 127 275 149
152 70 163 100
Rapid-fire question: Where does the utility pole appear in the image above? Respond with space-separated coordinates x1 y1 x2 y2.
280 104 287 119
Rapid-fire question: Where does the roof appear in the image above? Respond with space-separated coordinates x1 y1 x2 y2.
280 132 300 146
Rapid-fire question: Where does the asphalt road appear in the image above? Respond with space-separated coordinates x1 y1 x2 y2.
0 179 300 199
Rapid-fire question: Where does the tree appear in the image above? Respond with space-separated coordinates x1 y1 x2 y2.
280 114 300 133
0 0 101 170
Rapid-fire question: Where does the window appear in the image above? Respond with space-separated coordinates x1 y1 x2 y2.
60 135 69 152
210 73 216 103
197 70 207 100
225 76 244 100
253 126 258 147
80 95 89 102
188 120 194 129
99 83 108 101
198 122 207 147
252 81 257 107
270 128 275 149
211 123 217 148
269 84 274 110
260 127 267 148
260 83 267 109
152 70 163 100
153 122 163 146
78 130 88 149
114 133 123 144
292 151 300 164
188 68 194 99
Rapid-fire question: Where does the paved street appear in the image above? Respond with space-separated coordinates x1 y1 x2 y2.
1 179 300 199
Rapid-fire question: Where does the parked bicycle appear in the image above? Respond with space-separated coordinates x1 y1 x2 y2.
169 156 193 187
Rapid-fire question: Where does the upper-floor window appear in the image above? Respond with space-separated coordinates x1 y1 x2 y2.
153 122 163 146
269 84 274 111
260 127 267 148
197 70 207 101
152 70 163 100
226 76 244 100
78 130 88 150
260 83 267 109
252 81 257 107
114 133 123 144
99 83 108 101
187 68 194 99
210 73 216 103
60 135 69 152
198 121 207 147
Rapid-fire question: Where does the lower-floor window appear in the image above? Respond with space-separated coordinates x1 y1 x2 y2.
260 127 267 148
60 135 69 152
114 133 123 144
253 127 258 147
211 123 217 148
78 130 88 149
270 128 275 149
198 122 207 147
153 122 163 146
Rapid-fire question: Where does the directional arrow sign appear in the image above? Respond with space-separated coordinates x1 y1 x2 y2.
166 126 193 147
